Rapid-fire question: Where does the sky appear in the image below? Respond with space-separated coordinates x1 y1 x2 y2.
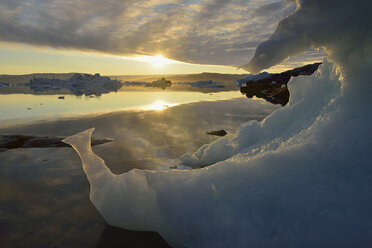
0 0 325 75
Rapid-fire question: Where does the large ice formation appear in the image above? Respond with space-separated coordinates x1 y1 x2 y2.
64 0 372 247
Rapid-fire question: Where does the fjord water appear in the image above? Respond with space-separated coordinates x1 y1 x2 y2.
0 90 243 127
0 88 279 247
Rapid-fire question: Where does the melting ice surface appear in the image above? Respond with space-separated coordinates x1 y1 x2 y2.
65 0 372 247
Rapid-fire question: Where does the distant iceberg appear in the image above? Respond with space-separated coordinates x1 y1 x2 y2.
178 80 225 88
235 72 270 87
123 81 151 86
29 73 122 96
0 82 10 88
123 78 172 88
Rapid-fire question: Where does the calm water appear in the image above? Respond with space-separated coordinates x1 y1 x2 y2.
0 90 242 127
0 88 280 247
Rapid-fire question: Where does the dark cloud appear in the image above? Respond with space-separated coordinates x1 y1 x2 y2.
254 0 296 17
0 0 312 67
196 0 232 21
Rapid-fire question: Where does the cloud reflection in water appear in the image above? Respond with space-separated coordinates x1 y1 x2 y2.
0 97 279 247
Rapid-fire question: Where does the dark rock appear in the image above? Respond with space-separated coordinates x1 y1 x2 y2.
96 224 172 248
0 134 112 150
239 62 322 106
147 78 172 89
206 130 227 136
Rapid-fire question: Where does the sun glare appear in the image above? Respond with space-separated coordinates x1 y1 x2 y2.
134 54 177 66
143 101 174 111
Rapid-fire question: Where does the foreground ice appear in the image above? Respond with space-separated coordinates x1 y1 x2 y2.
64 0 372 247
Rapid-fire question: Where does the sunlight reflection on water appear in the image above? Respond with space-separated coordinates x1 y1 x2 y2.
0 90 244 126
141 100 176 111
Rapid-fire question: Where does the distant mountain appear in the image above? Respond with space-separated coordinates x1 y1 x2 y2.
0 73 77 84
111 72 251 83
0 72 251 85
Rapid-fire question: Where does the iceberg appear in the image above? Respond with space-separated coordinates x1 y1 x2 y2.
190 80 225 89
178 80 225 89
0 82 10 88
123 78 172 88
235 72 270 87
123 81 151 86
64 0 372 247
29 73 122 96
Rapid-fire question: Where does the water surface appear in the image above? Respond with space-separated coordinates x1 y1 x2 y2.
0 90 242 126
0 89 280 247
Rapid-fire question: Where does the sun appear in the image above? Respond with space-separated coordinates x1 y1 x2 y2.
149 54 170 66
134 54 176 66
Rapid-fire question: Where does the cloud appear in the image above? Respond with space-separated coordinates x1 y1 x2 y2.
0 0 312 67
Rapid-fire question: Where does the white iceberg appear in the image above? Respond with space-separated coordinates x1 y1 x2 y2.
235 72 271 87
190 80 225 88
29 73 122 96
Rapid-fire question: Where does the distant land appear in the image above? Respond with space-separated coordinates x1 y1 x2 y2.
0 72 251 84
0 73 77 84
111 72 251 83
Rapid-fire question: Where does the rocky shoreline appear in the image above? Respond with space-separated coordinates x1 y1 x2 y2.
239 62 322 106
